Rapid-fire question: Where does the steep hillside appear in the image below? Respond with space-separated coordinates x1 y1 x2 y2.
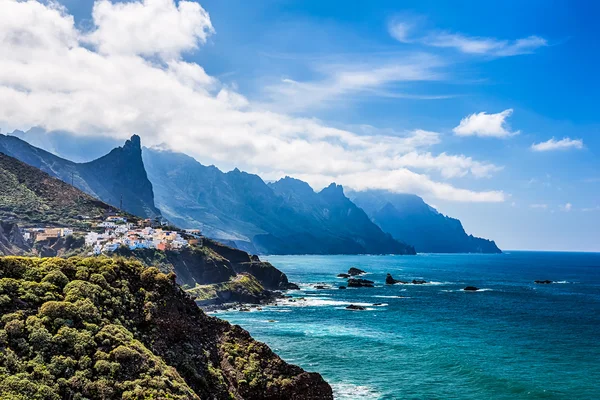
142 148 414 255
0 256 333 399
350 190 501 254
113 239 298 305
0 134 160 219
0 152 117 227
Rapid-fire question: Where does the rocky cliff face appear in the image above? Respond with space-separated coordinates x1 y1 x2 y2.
0 256 333 399
0 134 160 219
0 222 29 255
350 190 501 254
142 148 414 255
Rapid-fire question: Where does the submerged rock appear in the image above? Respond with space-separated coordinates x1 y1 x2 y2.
412 280 428 285
464 286 479 291
347 278 374 288
348 267 366 276
339 286 347 290
337 273 351 278
314 285 328 290
534 280 553 284
345 304 366 311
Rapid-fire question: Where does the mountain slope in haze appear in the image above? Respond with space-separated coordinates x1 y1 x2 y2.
0 134 160 219
350 190 501 254
0 152 118 227
142 148 414 255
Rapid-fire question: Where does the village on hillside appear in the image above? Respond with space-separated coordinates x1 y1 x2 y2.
22 215 202 255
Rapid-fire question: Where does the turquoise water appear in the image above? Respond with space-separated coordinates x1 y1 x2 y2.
215 252 600 399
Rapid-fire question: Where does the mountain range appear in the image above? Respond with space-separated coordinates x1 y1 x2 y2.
1 131 501 254
142 148 413 255
350 190 501 253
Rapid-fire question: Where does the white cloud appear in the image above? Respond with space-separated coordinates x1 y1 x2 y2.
388 19 547 57
87 0 214 61
423 33 547 56
0 0 505 203
582 206 600 212
453 109 519 138
531 137 584 152
263 54 448 112
530 204 548 209
561 203 572 212
388 21 414 43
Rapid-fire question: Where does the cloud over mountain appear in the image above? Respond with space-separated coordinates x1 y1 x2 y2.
0 0 504 203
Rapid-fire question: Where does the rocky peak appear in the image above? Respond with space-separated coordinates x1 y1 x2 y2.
318 182 347 202
123 134 142 152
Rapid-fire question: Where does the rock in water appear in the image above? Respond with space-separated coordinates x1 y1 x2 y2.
534 280 553 284
385 273 408 285
347 278 374 288
337 273 351 278
339 286 347 290
412 279 428 285
348 267 366 276
464 286 479 291
346 304 366 311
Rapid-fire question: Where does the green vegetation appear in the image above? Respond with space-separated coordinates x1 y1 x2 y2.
0 256 333 399
0 257 197 399
0 153 121 227
187 274 265 302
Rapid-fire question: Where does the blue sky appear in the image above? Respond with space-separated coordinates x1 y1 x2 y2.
1 0 598 251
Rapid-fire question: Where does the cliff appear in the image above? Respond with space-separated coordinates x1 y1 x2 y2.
114 239 297 306
350 190 501 254
0 256 333 399
0 222 28 255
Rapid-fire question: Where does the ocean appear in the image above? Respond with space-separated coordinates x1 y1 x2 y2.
214 252 600 399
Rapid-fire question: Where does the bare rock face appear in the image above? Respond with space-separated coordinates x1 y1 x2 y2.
348 267 366 276
347 278 374 288
0 221 29 255
385 273 408 285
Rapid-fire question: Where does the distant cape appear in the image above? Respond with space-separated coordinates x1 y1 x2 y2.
349 190 501 254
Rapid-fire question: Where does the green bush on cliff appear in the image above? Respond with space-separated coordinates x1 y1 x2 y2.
0 256 333 400
0 256 198 400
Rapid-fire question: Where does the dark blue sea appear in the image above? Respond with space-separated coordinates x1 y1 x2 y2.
214 252 600 399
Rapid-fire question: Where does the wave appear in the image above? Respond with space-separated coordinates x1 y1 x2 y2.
277 297 387 308
331 382 382 400
372 295 409 299
393 281 454 286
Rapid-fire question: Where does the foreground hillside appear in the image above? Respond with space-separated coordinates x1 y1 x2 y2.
0 256 333 399
0 153 116 227
350 190 501 253
142 148 414 255
0 134 160 219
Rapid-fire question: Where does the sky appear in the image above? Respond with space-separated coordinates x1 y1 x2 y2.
0 0 598 251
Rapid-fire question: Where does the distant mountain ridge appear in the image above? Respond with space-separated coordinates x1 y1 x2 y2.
350 190 501 253
0 134 160 219
142 148 414 255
